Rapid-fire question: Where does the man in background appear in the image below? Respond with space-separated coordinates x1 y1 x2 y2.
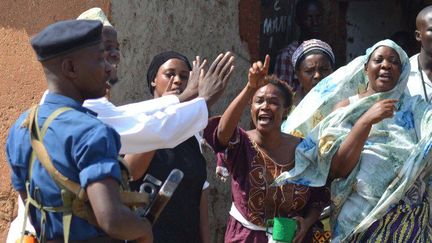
407 5 432 103
273 0 325 91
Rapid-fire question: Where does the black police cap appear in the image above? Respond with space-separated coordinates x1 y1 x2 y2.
31 19 103 61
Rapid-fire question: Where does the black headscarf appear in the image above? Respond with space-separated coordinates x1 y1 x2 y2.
146 51 192 95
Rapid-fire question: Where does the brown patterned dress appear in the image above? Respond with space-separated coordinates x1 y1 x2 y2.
204 117 329 243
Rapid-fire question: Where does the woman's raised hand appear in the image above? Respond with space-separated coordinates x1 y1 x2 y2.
172 56 207 98
360 99 398 125
247 55 270 89
187 56 207 94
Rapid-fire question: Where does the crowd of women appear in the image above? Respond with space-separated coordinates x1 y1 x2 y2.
137 3 432 243
131 33 432 243
7 1 432 243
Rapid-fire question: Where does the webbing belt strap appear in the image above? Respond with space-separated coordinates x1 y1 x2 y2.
22 106 74 243
29 106 87 200
22 105 150 243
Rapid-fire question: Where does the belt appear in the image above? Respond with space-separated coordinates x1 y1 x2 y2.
229 203 266 231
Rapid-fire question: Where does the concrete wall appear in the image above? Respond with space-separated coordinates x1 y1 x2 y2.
345 0 407 61
0 1 110 241
109 1 252 242
321 1 347 67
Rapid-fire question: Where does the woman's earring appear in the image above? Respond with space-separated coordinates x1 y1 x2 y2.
151 81 156 87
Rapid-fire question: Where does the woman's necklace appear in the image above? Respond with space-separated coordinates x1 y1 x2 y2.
417 55 432 103
252 140 294 167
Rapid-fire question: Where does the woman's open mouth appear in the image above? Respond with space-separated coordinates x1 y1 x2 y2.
378 72 392 82
378 74 393 83
257 114 273 125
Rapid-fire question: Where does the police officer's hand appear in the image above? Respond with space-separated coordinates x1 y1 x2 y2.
198 52 235 109
87 178 154 241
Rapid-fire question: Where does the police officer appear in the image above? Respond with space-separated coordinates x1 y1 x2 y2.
6 20 152 243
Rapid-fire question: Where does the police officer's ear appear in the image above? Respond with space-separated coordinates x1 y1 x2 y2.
61 58 79 79
415 29 421 42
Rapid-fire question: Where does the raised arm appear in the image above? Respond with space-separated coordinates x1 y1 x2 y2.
197 52 235 110
87 53 234 154
217 55 270 146
98 98 209 154
177 56 207 102
330 99 397 179
123 53 235 178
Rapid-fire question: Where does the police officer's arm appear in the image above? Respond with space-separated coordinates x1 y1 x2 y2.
78 124 152 242
86 178 153 242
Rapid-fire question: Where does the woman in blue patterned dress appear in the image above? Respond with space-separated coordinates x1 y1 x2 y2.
276 40 432 242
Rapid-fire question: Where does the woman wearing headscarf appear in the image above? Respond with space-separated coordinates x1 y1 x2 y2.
290 39 335 106
204 56 330 243
217 40 334 178
275 40 432 242
125 51 215 243
274 0 326 91
214 40 335 197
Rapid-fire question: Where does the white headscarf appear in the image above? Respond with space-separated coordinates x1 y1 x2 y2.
276 39 432 242
77 7 112 27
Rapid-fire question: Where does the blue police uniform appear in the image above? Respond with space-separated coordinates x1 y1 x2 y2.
6 93 122 241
